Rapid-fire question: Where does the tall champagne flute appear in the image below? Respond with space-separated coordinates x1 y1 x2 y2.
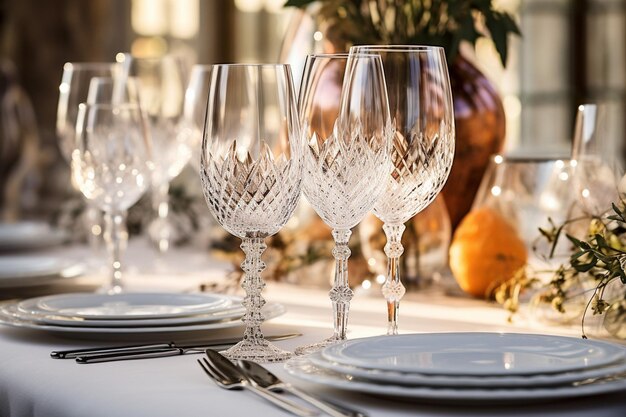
295 53 393 354
183 65 212 172
118 54 191 252
200 64 302 362
350 45 455 335
72 103 152 293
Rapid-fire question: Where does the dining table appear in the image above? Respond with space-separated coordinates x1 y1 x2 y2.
0 238 625 417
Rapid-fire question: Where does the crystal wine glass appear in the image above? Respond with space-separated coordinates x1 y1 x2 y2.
72 103 152 293
295 53 393 354
349 45 455 335
183 65 212 172
118 54 191 253
200 64 302 362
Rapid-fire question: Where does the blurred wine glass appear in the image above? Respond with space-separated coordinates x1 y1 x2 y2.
571 103 624 215
295 53 393 354
56 63 118 248
183 65 211 172
200 64 302 362
57 63 119 162
473 155 577 257
118 54 191 253
73 103 152 293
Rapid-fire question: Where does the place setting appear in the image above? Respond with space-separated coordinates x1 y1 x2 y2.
2 1 626 416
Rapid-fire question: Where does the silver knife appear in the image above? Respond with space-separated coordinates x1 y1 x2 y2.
76 344 235 363
52 333 301 361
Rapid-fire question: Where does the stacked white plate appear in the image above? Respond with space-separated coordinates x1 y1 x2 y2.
285 333 626 404
0 256 84 288
0 292 284 337
0 222 79 288
0 222 68 251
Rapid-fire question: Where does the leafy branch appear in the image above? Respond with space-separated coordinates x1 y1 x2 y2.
284 0 521 66
497 201 626 338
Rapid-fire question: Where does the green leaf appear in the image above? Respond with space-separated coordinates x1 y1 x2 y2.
485 13 509 66
572 258 597 272
611 203 626 222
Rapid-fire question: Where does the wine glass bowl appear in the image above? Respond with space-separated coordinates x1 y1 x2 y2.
57 62 119 162
183 65 212 172
350 45 455 335
200 64 302 362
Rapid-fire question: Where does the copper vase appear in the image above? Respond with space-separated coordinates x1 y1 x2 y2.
442 56 506 230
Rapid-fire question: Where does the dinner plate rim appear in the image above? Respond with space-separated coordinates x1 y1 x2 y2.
320 332 626 376
0 301 285 334
307 350 626 388
7 295 247 327
19 292 233 320
0 257 85 287
0 222 68 250
284 356 626 403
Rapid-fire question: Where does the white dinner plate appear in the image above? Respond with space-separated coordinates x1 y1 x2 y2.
19 292 232 320
321 333 626 376
0 256 84 288
285 356 626 404
11 296 246 327
308 350 626 388
0 301 285 335
0 222 68 251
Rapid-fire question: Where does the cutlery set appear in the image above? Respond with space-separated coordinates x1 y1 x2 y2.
51 336 365 416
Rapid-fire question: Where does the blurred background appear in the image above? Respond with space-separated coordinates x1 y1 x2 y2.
0 0 624 221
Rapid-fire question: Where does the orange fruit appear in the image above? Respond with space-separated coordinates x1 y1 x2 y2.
449 207 527 298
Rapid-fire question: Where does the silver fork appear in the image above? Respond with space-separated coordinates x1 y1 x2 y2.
237 359 367 417
197 358 317 417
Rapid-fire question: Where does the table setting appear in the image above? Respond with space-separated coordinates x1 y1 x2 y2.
1 2 626 416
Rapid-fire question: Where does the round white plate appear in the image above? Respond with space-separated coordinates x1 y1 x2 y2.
321 333 626 376
0 222 67 251
19 292 232 320
308 351 626 388
11 296 245 327
285 356 626 404
0 301 285 335
0 257 84 288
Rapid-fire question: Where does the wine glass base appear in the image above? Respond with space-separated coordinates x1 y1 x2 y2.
221 339 292 363
294 335 343 356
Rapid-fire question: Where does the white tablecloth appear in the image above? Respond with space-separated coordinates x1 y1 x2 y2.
1 240 625 417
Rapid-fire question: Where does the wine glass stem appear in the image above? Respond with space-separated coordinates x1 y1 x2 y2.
382 223 406 335
330 229 353 340
240 237 268 344
84 203 103 251
103 210 128 294
152 182 170 253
